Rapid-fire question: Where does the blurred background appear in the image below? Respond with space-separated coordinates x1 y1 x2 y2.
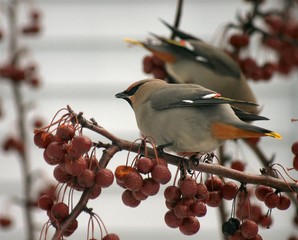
0 0 297 239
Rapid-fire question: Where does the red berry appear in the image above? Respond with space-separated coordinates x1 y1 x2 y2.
63 219 78 237
51 202 69 222
71 135 92 154
231 160 245 172
53 164 70 183
64 157 88 176
291 141 298 155
221 181 238 200
38 195 54 211
141 178 160 196
102 233 120 240
206 191 222 207
115 165 135 184
122 189 141 207
255 185 273 201
77 169 96 188
179 177 198 198
240 219 258 239
132 190 148 201
205 176 224 192
293 156 298 171
196 183 209 201
123 171 144 191
136 157 154 174
264 192 280 209
179 216 200 235
96 168 114 188
260 215 273 228
190 201 207 217
34 131 54 148
143 55 154 73
229 33 250 48
164 185 181 202
0 216 12 228
277 195 291 210
173 202 188 219
44 141 65 164
151 164 171 184
164 210 183 228
88 184 102 199
56 124 75 142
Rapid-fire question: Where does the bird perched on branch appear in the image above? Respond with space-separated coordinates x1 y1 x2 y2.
116 79 281 155
124 20 258 114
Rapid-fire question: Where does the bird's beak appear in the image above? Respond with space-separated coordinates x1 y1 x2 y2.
115 91 128 99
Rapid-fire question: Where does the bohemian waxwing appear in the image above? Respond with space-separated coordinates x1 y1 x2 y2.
115 79 281 155
124 21 258 114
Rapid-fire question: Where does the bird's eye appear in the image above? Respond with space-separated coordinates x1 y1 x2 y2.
126 82 145 96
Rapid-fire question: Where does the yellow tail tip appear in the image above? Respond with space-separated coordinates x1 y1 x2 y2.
265 132 282 139
123 37 144 47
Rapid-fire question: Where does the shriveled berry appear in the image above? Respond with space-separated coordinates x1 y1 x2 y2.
115 165 135 184
179 177 198 198
164 185 181 202
51 202 69 222
122 189 141 207
151 164 171 184
141 178 160 196
240 219 258 239
164 210 183 228
136 157 154 174
123 171 143 191
71 135 92 154
179 216 200 235
96 168 114 188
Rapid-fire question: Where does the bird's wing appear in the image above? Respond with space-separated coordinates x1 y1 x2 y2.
231 107 268 122
151 84 257 110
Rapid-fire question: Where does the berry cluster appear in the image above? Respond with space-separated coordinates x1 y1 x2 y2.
115 140 171 207
163 173 240 236
33 109 117 238
225 0 298 81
